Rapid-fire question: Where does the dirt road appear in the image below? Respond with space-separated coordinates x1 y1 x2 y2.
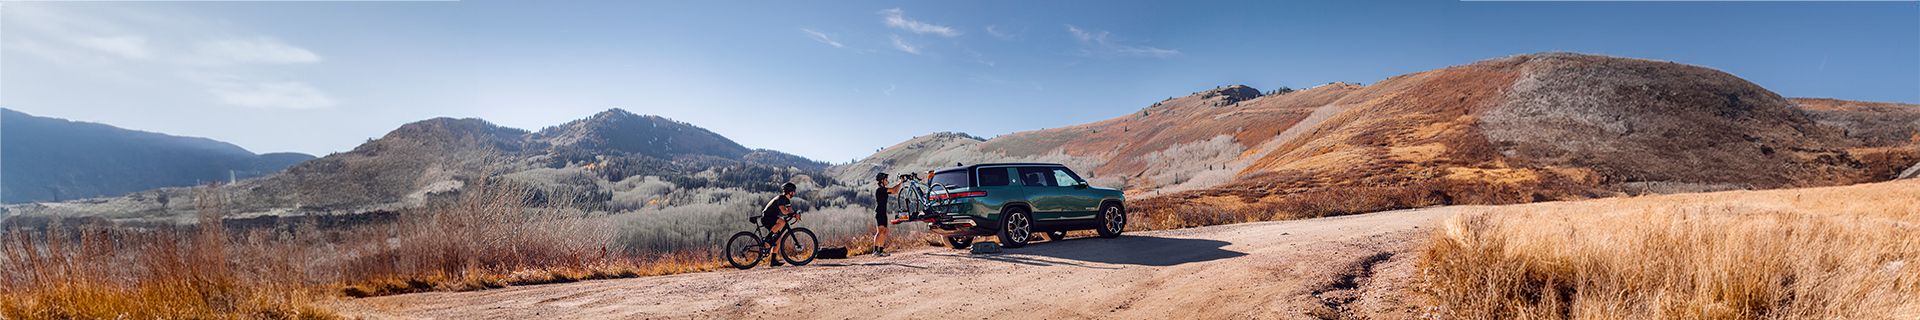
337 206 1461 319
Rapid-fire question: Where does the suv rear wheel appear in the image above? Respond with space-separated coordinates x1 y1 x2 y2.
997 208 1033 248
1096 203 1126 238
945 236 973 249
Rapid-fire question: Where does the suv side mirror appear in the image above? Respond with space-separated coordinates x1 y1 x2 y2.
1074 182 1089 189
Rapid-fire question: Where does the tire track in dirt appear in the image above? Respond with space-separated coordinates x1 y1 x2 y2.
1309 251 1394 320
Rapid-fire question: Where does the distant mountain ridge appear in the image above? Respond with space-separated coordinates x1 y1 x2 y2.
4 108 831 221
0 108 316 203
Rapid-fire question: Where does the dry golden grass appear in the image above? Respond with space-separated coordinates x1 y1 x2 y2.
1419 180 1920 319
0 181 763 318
1131 173 1586 231
0 187 338 320
337 251 724 298
332 180 739 297
332 181 931 298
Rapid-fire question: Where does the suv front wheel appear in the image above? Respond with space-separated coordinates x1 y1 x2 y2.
1096 203 1125 238
996 208 1033 248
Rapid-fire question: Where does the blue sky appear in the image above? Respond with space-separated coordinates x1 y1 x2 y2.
5 0 1916 162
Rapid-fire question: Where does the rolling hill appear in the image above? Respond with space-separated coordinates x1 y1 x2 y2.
0 108 315 204
838 52 1919 217
3 108 831 221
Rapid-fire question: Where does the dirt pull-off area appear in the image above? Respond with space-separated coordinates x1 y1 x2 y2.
335 207 1459 319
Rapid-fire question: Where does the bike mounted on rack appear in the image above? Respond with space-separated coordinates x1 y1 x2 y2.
888 173 955 225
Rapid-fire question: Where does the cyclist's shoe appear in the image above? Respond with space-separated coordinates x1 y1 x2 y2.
770 259 784 267
874 247 890 257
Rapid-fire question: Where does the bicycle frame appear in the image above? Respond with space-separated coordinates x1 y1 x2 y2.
726 209 818 269
757 212 803 246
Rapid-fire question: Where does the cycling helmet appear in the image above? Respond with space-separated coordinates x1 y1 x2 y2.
876 172 889 182
781 182 797 193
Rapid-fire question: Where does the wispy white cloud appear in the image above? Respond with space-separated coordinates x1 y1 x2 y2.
188 37 322 65
889 34 921 55
71 35 154 60
195 74 337 109
967 74 1043 91
880 8 960 37
5 5 337 109
6 6 154 63
800 28 845 48
985 25 1019 40
1065 25 1180 58
963 48 995 67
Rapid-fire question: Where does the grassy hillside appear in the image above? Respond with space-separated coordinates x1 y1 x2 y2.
1793 98 1920 180
3 108 838 223
840 52 1917 226
831 83 1368 194
1167 53 1868 211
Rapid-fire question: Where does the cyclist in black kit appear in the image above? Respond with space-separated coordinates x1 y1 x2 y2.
872 172 904 257
761 182 798 266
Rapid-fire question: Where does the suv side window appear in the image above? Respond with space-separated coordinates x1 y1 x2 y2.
1051 168 1083 186
1015 167 1054 187
977 167 1012 187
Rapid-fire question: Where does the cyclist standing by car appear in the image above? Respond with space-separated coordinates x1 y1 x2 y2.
873 173 908 257
761 182 798 266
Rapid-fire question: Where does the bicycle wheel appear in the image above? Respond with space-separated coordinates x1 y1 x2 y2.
889 190 908 216
724 231 765 270
902 184 927 216
781 228 819 266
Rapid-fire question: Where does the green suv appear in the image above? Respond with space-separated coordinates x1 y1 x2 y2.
921 163 1126 249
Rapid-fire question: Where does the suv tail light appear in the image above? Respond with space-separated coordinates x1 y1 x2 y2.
930 191 987 200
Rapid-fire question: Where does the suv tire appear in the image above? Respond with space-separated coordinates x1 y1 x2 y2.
997 207 1033 248
1096 203 1126 238
945 236 973 249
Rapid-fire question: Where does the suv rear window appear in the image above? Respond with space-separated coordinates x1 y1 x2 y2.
1016 167 1055 186
931 169 971 188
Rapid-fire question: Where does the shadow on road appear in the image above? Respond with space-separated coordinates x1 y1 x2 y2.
934 235 1247 267
812 261 929 269
925 252 1124 269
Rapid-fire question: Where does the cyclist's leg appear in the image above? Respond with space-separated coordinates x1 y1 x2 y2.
754 216 776 252
769 219 788 255
872 211 889 255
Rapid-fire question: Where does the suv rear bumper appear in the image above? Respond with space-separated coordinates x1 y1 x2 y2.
927 213 996 237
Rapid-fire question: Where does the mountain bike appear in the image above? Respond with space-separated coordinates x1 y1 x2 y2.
723 211 818 269
889 173 950 223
